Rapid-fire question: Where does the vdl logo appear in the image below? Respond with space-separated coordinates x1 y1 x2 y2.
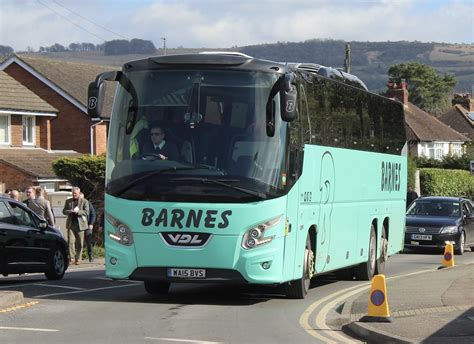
160 232 212 248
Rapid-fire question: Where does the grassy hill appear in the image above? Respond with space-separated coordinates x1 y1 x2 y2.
19 41 473 93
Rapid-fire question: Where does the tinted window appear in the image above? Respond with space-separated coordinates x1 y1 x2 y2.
303 74 406 154
407 200 461 217
8 202 36 227
0 201 15 224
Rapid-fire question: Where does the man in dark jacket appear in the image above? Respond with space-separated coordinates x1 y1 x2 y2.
406 186 419 209
142 123 179 160
81 193 96 262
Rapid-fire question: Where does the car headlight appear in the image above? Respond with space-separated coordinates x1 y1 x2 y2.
242 215 282 249
105 212 134 246
440 226 458 234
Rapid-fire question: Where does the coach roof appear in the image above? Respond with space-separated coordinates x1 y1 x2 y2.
121 53 289 73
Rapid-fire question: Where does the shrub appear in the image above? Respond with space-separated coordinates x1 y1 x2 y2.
81 245 105 260
415 155 470 171
407 156 417 189
420 168 474 198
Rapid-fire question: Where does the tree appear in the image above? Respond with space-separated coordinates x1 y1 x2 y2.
52 155 106 209
104 39 130 55
49 43 66 52
388 62 456 114
130 38 156 54
0 45 14 54
69 43 80 51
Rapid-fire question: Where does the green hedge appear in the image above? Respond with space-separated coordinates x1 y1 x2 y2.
420 168 474 198
415 155 470 171
407 156 417 189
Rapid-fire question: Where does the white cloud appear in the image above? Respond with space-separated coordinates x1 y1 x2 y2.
0 0 472 51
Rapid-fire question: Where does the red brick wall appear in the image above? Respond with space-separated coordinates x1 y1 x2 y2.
37 117 51 150
0 163 36 191
5 63 96 154
93 122 108 155
10 115 22 147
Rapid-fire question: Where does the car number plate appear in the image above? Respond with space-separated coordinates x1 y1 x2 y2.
167 268 206 278
411 234 432 241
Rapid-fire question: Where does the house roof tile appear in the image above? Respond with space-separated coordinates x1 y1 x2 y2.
14 54 115 118
0 148 82 178
404 102 469 142
0 71 57 113
438 104 474 139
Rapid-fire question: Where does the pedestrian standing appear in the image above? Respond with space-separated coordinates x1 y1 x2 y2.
34 186 55 226
9 189 20 201
406 186 419 209
81 193 96 262
63 187 89 265
25 186 54 225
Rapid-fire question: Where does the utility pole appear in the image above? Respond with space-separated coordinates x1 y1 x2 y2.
161 37 167 55
344 43 351 73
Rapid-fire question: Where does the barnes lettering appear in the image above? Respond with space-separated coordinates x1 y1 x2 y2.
141 208 232 229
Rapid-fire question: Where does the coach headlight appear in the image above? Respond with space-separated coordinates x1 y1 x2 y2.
105 212 134 246
242 215 282 250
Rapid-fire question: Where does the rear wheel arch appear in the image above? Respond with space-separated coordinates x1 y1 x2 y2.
383 217 390 242
308 225 316 252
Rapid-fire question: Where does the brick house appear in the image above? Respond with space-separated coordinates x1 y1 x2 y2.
386 81 469 159
0 71 80 192
438 94 474 140
0 54 115 155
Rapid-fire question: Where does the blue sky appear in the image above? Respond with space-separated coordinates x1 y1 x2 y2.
0 0 472 51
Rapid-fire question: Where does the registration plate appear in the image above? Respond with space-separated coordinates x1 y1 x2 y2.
167 268 206 279
411 234 432 241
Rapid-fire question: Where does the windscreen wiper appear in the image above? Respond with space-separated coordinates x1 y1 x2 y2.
170 177 267 200
112 166 206 196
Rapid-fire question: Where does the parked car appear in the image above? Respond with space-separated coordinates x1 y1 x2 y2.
405 196 474 255
0 196 69 279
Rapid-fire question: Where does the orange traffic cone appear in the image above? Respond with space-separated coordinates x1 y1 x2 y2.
360 274 392 322
440 243 455 269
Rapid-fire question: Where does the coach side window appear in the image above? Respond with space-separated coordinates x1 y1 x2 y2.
299 84 311 145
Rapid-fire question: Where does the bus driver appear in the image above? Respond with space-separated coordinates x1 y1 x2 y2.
142 123 179 160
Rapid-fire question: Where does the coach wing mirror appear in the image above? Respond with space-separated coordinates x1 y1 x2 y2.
88 71 121 118
280 73 297 122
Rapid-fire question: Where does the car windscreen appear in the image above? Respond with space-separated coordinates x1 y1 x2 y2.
407 200 461 217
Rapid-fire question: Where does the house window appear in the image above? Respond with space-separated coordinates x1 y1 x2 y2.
22 115 35 145
40 182 55 193
0 115 10 144
452 143 462 157
434 143 443 160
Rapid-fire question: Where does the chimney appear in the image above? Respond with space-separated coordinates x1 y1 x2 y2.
452 93 473 111
386 79 408 105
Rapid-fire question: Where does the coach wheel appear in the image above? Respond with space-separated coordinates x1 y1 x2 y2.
286 233 314 299
354 225 376 281
375 226 388 275
144 281 170 294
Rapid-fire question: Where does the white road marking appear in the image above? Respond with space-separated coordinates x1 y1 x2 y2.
35 283 140 298
144 338 223 344
0 326 58 332
0 283 36 289
37 284 85 290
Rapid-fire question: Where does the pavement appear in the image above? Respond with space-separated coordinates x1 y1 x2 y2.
342 262 474 343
